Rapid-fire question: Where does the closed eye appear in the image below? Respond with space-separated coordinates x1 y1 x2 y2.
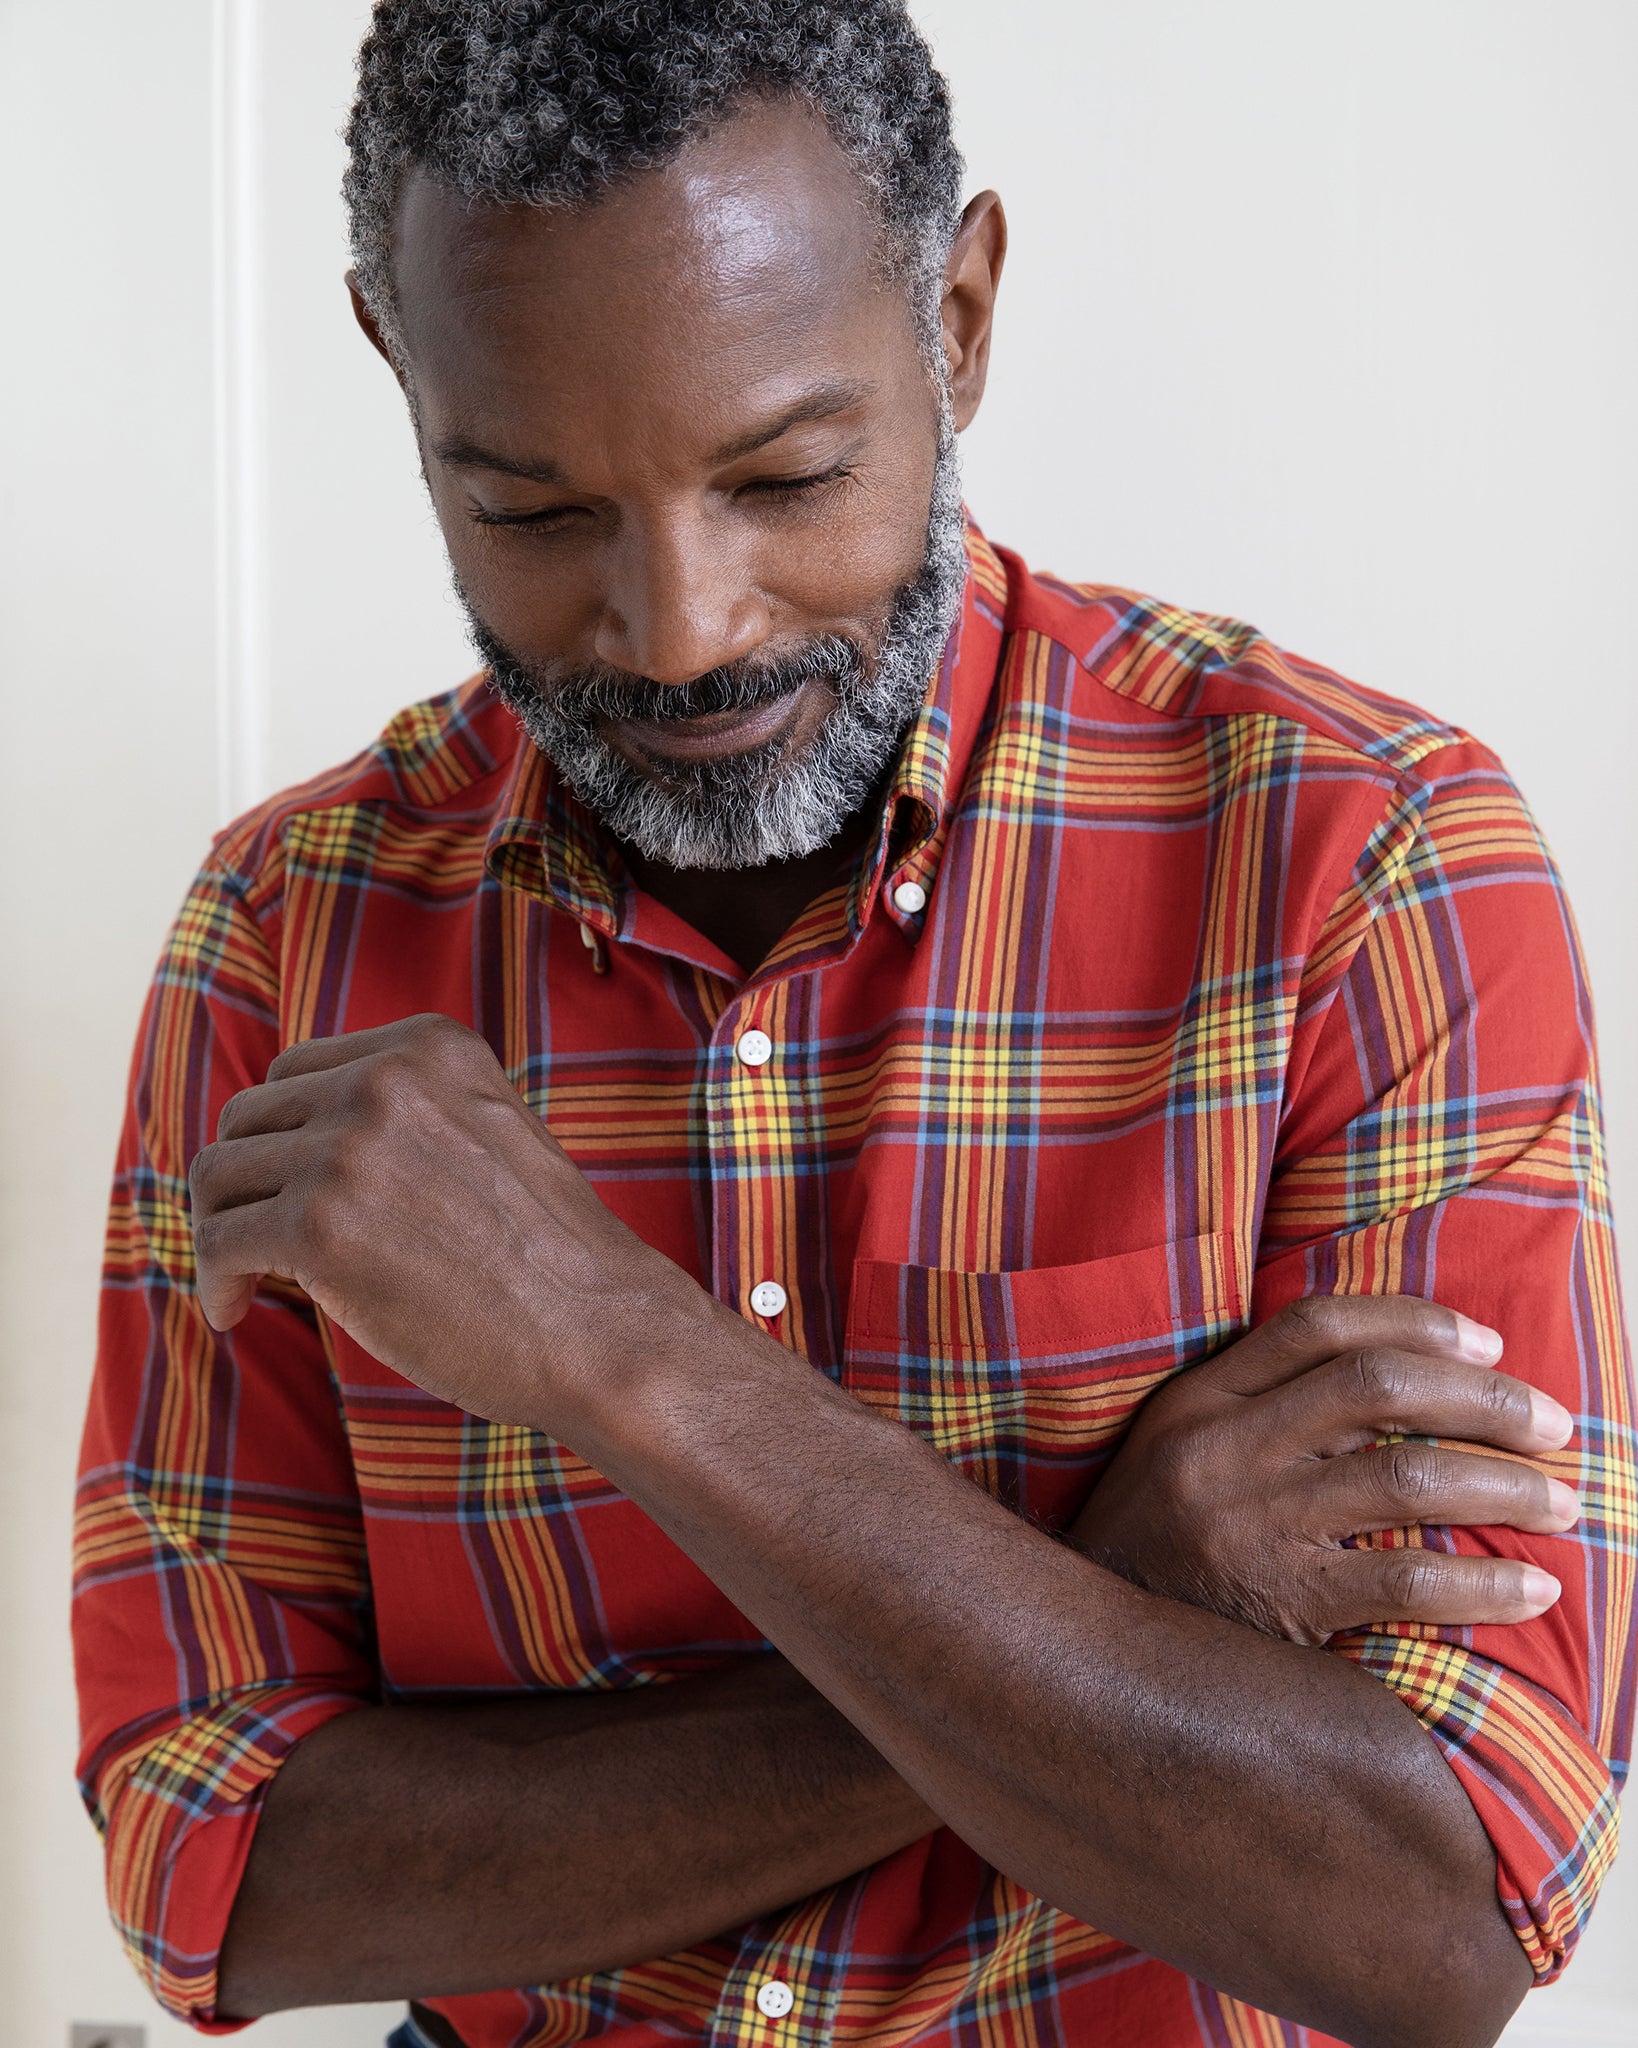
471 463 856 533
740 463 856 498
471 503 587 532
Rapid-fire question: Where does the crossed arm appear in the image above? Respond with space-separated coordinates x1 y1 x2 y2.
198 1019 1578 2047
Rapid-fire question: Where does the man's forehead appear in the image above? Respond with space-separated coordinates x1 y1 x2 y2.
392 96 892 357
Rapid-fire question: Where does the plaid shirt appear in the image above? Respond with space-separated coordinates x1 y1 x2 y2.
76 526 1633 2046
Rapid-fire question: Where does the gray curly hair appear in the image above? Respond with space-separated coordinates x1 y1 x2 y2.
343 0 965 367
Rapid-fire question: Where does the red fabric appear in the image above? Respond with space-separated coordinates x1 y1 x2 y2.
75 530 1632 2042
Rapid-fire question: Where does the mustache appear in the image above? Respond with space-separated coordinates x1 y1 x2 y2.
522 633 866 729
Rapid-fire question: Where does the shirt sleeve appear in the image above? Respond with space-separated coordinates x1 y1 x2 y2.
1251 735 1635 1983
73 844 374 2030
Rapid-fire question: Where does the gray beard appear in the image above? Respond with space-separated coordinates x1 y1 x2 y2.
464 424 967 870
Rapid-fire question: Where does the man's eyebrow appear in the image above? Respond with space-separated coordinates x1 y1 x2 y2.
710 380 875 463
431 380 874 483
431 437 567 484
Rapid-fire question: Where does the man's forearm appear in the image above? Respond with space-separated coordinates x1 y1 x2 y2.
217 1654 935 2015
569 1324 1532 2048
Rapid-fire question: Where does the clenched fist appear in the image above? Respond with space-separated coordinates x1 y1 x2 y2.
188 1013 714 1431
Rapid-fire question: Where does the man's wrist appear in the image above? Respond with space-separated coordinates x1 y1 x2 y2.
535 1255 759 1447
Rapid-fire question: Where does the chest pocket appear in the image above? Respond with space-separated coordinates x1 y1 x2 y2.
844 1231 1244 1527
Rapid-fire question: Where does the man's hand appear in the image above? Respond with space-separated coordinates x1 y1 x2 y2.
188 1014 708 1429
1068 1294 1579 1645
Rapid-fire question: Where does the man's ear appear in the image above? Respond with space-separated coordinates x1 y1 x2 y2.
345 269 407 386
940 191 1007 433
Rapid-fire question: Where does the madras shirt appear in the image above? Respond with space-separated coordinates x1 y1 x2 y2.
75 525 1635 2047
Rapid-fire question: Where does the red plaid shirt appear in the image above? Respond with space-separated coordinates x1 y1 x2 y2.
76 527 1633 2046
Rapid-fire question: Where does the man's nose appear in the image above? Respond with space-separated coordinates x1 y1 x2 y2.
592 514 769 684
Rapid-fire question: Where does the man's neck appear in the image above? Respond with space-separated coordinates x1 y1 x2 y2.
618 795 885 976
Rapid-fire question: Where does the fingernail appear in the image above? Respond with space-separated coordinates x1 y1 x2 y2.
1546 1479 1582 1527
1455 1314 1504 1363
1520 1568 1562 1609
1530 1389 1575 1447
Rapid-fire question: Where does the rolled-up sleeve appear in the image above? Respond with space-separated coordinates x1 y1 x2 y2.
1253 737 1635 1982
74 846 373 2028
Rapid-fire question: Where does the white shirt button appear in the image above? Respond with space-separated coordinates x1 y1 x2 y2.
755 1980 795 2019
892 879 928 916
749 1280 788 1319
735 1028 773 1067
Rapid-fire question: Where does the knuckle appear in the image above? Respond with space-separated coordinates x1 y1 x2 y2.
215 1087 255 1138
364 1016 490 1104
406 1011 473 1061
1373 1292 1449 1342
1381 1552 1437 1610
1407 1297 1462 1349
315 1128 365 1192
297 1193 345 1263
357 1047 417 1113
1383 1443 1434 1509
186 1144 214 1201
341 1122 376 1173
1348 1346 1412 1410
1276 1294 1346 1351
1477 1369 1532 1432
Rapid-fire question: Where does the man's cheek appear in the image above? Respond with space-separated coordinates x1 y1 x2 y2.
768 493 931 629
450 550 597 669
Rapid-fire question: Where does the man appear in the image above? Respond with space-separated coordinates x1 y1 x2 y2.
73 5 1631 2046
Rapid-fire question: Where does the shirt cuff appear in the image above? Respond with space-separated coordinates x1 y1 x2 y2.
1332 1632 1622 1981
100 1687 367 2028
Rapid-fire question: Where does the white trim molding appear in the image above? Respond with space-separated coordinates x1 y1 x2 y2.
210 0 271 823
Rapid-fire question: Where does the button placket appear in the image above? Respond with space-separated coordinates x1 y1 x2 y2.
709 1916 851 2048
708 991 793 1346
734 1019 786 1326
707 970 841 1375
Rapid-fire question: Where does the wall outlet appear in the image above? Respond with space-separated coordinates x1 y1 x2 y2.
71 2029 146 2048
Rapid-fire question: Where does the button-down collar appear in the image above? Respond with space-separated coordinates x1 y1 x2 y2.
482 522 1011 959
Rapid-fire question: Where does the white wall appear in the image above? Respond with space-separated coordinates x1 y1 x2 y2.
2 3 1632 2043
